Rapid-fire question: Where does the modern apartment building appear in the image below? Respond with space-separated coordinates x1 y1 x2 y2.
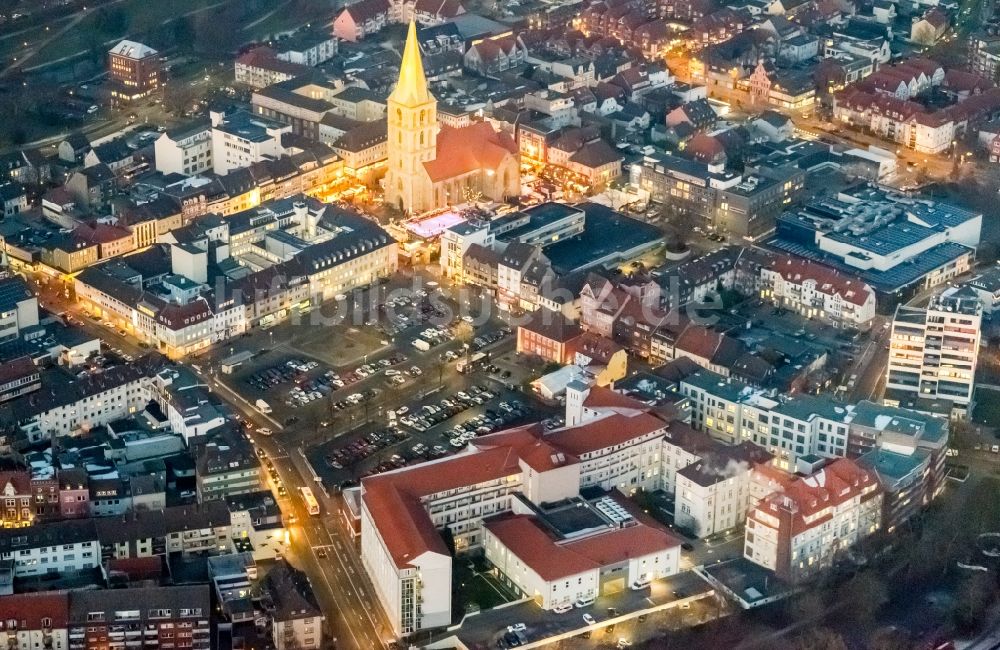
153 123 213 177
210 110 291 176
886 286 982 416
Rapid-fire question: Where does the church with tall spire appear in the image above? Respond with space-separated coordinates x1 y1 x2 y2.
384 22 519 215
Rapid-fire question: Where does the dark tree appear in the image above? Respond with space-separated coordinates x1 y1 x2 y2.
94 7 130 35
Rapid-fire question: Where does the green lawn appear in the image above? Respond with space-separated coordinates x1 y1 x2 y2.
451 560 518 622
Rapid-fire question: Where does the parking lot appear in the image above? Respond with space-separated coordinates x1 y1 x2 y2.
306 378 559 486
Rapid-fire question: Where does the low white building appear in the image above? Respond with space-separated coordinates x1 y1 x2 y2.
210 110 290 176
484 507 680 610
154 122 213 176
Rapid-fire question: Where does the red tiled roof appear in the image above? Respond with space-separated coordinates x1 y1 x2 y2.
0 469 30 495
546 411 666 456
751 458 880 536
767 255 873 306
573 332 624 365
568 140 622 168
485 513 681 581
485 515 598 580
674 325 721 360
475 424 579 473
362 446 523 567
685 133 725 161
581 385 647 411
922 8 948 28
76 223 132 245
0 355 37 386
156 299 213 330
519 307 582 343
564 520 679 564
107 556 163 581
0 592 70 629
943 69 992 93
237 47 310 76
340 0 391 22
423 122 517 183
470 35 518 62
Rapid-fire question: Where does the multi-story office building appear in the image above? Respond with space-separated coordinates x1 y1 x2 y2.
679 369 854 467
886 286 982 416
108 40 161 104
631 152 803 238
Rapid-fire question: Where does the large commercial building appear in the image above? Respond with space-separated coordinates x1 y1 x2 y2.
769 186 981 304
886 286 982 416
631 152 805 239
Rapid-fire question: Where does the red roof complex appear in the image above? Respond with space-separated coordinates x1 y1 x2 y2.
362 446 523 567
361 405 668 567
0 592 70 629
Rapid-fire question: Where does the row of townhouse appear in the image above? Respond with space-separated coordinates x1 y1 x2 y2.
74 207 398 356
0 501 231 578
0 585 211 650
9 356 167 443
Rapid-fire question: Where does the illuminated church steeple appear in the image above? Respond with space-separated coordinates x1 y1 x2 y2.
385 21 437 214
